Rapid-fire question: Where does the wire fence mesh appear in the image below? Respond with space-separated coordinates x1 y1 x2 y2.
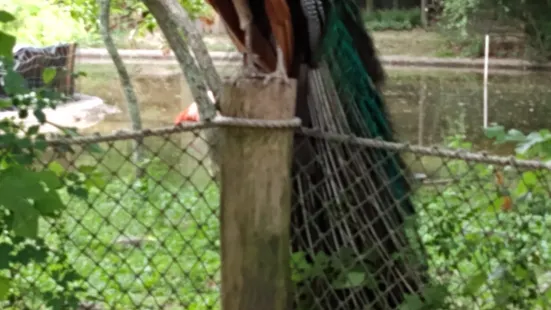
4 126 219 310
3 123 551 309
2 43 78 97
293 128 551 310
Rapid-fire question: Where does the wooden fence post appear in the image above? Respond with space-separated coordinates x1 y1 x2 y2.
219 77 297 310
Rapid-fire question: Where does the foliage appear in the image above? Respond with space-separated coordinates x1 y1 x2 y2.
289 120 551 309
488 0 551 60
52 0 212 43
0 10 104 309
0 0 211 48
55 158 220 309
364 9 422 31
0 0 88 46
1 9 221 305
439 0 551 59
0 135 220 309
410 124 551 309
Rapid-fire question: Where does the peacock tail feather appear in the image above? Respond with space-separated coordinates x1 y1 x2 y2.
291 1 428 309
319 4 409 212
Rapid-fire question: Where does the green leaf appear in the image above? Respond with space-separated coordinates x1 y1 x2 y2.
0 243 14 269
521 171 538 188
12 206 39 238
485 197 504 213
0 31 15 59
42 68 57 84
515 181 528 197
335 271 365 289
0 167 65 228
0 275 10 300
26 125 40 136
0 167 47 202
34 193 65 216
37 170 62 189
515 132 547 155
68 186 88 199
422 284 449 305
33 109 46 124
85 174 106 190
504 129 526 142
78 165 96 174
399 294 425 310
0 11 16 23
484 124 505 142
0 98 12 109
4 70 28 95
463 271 487 295
48 161 65 177
14 243 48 265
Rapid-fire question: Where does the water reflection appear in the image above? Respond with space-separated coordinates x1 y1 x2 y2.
74 62 551 155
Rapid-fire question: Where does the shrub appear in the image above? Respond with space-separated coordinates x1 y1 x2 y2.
0 10 102 308
364 9 422 31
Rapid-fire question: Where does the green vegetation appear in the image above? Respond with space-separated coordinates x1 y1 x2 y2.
1 0 88 46
410 127 551 308
4 137 220 309
364 8 422 31
0 10 96 309
8 119 551 309
3 2 551 310
438 0 551 59
4 1 551 60
53 141 219 309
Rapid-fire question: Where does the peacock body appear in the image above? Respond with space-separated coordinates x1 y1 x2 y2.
190 0 429 308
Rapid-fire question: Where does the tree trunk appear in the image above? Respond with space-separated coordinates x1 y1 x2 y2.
421 0 428 28
98 0 145 177
142 0 221 115
141 0 222 180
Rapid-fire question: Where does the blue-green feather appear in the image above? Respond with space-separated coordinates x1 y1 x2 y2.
316 6 409 209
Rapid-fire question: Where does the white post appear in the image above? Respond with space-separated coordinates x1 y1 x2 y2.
483 34 490 129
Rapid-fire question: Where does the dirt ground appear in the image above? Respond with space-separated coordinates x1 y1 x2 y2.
85 29 449 58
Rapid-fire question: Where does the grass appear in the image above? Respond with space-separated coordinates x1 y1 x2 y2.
4 133 220 309
4 127 551 308
372 29 449 57
59 137 218 309
60 173 220 309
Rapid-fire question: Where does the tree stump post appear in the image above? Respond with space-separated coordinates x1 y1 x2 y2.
219 77 297 310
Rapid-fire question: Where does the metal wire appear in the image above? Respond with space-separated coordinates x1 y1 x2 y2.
3 122 550 310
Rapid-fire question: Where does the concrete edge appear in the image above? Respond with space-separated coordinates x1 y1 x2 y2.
75 49 551 71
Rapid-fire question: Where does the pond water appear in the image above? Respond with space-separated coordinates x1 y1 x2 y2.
74 61 551 156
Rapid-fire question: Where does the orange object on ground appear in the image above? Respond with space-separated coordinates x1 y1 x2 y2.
174 102 200 124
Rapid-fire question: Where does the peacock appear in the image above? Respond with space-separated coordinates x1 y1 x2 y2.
179 0 429 308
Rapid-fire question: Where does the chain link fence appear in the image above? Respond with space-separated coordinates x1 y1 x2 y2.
292 128 551 310
2 122 551 309
3 126 218 310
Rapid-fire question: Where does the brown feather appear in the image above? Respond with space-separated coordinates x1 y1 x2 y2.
206 0 276 72
264 0 294 72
